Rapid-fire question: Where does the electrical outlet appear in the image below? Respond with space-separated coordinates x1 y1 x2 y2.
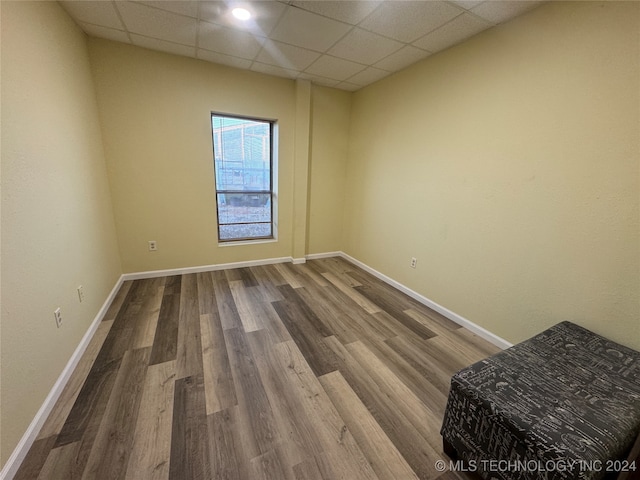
77 285 84 303
54 308 63 328
148 240 157 252
410 257 417 268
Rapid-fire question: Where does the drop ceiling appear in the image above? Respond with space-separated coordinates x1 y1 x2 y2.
60 0 543 91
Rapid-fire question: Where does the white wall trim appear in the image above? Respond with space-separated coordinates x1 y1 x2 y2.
291 257 306 264
337 251 513 350
122 256 294 281
305 251 342 260
0 275 125 480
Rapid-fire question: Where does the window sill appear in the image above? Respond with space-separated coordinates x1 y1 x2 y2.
217 238 277 248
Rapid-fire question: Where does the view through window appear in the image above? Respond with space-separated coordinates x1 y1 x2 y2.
211 114 274 242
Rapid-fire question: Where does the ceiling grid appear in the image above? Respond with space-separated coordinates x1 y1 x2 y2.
61 0 543 91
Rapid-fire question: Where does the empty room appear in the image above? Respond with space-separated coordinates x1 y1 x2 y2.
1 1 639 479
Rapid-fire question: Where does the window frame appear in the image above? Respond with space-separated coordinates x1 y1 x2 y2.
211 112 275 243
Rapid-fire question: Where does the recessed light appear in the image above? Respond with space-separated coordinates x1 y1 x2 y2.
232 7 251 21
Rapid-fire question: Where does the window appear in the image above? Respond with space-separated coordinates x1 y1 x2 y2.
211 114 274 242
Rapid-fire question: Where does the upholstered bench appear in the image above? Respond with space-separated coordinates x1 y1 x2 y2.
440 321 640 480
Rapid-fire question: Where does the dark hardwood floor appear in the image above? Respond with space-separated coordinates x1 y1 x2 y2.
15 257 500 479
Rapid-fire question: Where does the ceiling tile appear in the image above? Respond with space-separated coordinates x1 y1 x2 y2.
290 1 382 25
197 1 226 21
255 40 321 71
116 2 197 46
413 13 491 53
471 1 542 24
269 6 352 52
346 67 390 86
297 73 340 87
334 81 361 92
374 45 431 71
60 1 124 30
359 1 464 43
137 1 199 18
304 55 366 81
198 21 265 59
131 34 196 57
450 0 486 10
328 28 403 65
80 23 131 43
199 1 287 36
250 62 299 79
197 49 253 69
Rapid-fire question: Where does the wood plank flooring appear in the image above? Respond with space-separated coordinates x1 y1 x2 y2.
15 257 500 480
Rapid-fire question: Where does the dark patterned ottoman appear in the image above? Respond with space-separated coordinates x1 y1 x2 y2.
440 321 640 480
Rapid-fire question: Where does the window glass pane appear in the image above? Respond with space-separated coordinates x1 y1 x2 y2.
212 116 270 191
217 193 271 224
219 223 272 241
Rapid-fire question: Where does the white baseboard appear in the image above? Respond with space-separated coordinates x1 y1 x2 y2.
122 256 294 281
305 251 342 260
336 252 513 350
0 276 125 480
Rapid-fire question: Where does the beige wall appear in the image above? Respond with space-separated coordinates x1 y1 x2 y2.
88 39 306 273
344 1 640 350
1 1 122 464
308 86 352 254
